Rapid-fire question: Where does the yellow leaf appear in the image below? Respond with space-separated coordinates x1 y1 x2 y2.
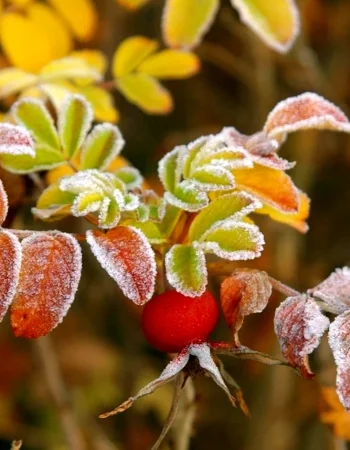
117 74 173 114
234 164 299 213
230 0 300 53
48 0 97 42
46 164 75 185
162 0 219 49
70 50 107 75
8 0 33 5
39 57 102 83
40 81 76 112
116 0 150 10
77 86 120 123
320 387 350 440
257 191 310 233
112 36 158 78
27 2 72 60
0 68 37 99
0 12 55 72
20 85 44 100
138 50 200 79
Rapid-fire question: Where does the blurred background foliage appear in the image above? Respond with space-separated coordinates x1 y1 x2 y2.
0 0 350 449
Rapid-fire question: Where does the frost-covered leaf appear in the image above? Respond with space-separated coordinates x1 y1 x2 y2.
80 123 125 171
10 232 82 338
189 192 261 242
234 164 299 213
58 94 93 159
0 123 34 157
190 164 235 191
112 36 158 78
115 167 143 189
0 179 9 226
86 226 156 304
221 269 271 344
0 230 21 322
165 244 207 297
257 191 310 233
230 0 299 53
137 50 200 79
201 222 264 261
165 181 209 212
117 74 173 114
274 295 330 378
34 182 75 221
308 267 350 315
100 349 190 418
71 191 103 216
13 99 60 152
0 68 37 99
328 312 350 412
1 146 64 174
39 57 101 83
264 93 350 140
158 145 186 192
162 0 219 49
97 197 122 229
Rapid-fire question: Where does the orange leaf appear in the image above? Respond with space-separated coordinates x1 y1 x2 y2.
0 179 8 225
234 164 299 213
0 230 21 322
320 387 350 439
86 226 156 305
11 232 82 338
220 269 271 344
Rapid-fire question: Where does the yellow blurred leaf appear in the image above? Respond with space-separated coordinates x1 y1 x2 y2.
70 50 107 75
320 387 350 440
234 164 299 213
138 50 200 79
230 0 299 53
0 68 37 99
27 2 72 60
46 163 75 185
0 12 55 72
19 85 44 100
116 0 150 10
39 57 102 83
257 191 310 233
77 86 120 123
162 0 219 49
48 0 97 42
40 81 76 112
112 36 158 78
8 0 33 5
117 74 173 114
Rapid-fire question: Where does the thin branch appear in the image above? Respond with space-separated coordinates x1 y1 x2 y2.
268 276 300 298
173 378 196 450
35 336 86 450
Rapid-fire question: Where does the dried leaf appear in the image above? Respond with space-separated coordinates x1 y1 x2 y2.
308 267 350 315
264 93 350 140
0 230 21 322
220 269 272 343
274 295 330 378
328 311 350 412
86 226 156 305
0 179 9 225
11 232 82 338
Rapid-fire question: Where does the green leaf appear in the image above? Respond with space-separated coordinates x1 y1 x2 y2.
33 182 75 220
80 123 125 171
13 99 60 151
165 180 208 212
165 244 207 296
58 94 93 159
71 191 103 216
182 137 208 178
98 198 121 229
158 146 186 192
1 145 64 174
201 222 264 260
190 164 235 190
115 167 142 189
189 192 260 242
129 221 166 244
158 203 182 238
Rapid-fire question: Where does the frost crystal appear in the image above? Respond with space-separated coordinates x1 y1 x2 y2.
0 179 9 226
0 123 35 156
308 267 350 314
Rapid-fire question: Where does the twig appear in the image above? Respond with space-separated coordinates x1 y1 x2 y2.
35 336 86 450
173 378 196 450
10 441 22 450
268 276 300 298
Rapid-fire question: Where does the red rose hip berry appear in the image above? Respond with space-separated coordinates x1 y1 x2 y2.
141 290 219 353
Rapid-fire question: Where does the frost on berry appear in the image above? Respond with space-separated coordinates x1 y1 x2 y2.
274 295 330 378
0 123 35 157
10 232 82 338
308 267 350 314
0 230 21 322
0 179 9 226
86 226 157 305
221 269 272 344
264 93 350 140
328 311 350 412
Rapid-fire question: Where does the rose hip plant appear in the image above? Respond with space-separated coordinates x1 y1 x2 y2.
0 89 350 448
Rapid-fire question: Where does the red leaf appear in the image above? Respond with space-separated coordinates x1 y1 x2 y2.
11 232 82 338
329 311 350 412
0 179 8 225
86 226 156 305
0 230 21 321
220 269 272 344
264 93 350 139
274 295 329 378
0 123 34 156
